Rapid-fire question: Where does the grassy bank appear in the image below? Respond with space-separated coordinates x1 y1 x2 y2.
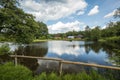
33 38 84 42
33 39 52 42
99 36 120 43
99 36 120 49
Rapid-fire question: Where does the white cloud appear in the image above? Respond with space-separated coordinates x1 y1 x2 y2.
48 20 85 34
20 0 87 21
101 25 107 29
104 10 116 18
48 41 85 56
88 5 99 16
77 11 85 15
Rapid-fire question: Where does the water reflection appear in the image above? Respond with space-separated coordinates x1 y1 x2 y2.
36 60 85 74
13 42 48 71
0 41 120 74
15 42 48 56
45 41 112 66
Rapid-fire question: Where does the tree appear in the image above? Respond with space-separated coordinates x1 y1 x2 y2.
35 22 48 39
84 26 91 40
91 26 101 41
114 7 120 18
0 0 48 43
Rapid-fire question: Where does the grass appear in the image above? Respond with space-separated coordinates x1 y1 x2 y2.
33 71 106 80
33 39 52 42
99 36 120 43
0 62 118 80
33 38 84 42
0 62 32 80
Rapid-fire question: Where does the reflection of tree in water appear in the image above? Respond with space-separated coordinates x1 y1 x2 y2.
17 58 39 72
84 42 102 54
0 54 12 64
68 44 76 49
84 43 91 54
84 41 120 66
101 42 120 66
14 42 48 57
14 42 48 72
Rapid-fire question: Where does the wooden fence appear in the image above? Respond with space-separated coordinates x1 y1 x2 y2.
10 55 120 75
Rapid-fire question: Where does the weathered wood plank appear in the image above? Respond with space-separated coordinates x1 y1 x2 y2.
10 55 62 61
10 55 120 70
62 61 120 70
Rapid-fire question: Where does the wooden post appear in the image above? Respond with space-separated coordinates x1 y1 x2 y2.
15 54 17 66
59 61 62 76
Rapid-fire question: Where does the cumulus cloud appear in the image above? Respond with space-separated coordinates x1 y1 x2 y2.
104 10 116 18
47 41 85 56
88 5 99 16
101 25 107 29
77 11 85 15
20 0 87 21
48 21 85 34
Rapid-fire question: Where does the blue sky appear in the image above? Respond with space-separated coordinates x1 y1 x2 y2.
20 0 120 34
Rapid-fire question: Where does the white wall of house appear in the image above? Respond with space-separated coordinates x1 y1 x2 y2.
68 36 74 39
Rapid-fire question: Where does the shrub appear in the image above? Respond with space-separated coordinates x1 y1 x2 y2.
0 62 32 80
0 44 11 55
0 62 107 80
47 72 60 80
33 71 107 80
33 72 47 80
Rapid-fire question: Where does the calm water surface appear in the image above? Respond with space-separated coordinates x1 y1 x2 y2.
0 41 119 74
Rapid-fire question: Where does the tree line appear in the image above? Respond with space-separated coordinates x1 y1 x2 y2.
50 8 120 42
0 0 120 44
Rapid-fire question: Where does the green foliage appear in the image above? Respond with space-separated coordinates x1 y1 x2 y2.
47 72 60 80
0 62 114 80
89 70 106 80
114 7 120 18
0 0 18 9
33 71 106 80
0 44 11 55
0 0 48 44
63 74 74 80
0 35 6 41
105 36 120 43
0 62 32 80
50 20 120 42
90 26 101 41
33 72 47 80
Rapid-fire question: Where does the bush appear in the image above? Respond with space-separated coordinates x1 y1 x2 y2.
0 44 11 55
0 62 32 80
33 71 106 80
33 72 47 80
0 63 107 80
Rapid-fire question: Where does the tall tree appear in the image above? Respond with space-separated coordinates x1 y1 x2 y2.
0 0 48 43
114 7 120 18
85 26 91 40
90 26 101 41
35 22 48 39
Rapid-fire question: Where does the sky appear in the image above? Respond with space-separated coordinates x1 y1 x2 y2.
19 0 120 34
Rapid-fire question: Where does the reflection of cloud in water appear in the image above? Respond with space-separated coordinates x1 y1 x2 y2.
47 41 85 56
0 42 19 52
36 59 85 74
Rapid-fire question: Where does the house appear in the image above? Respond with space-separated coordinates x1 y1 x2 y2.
67 36 74 39
75 35 83 39
54 34 61 39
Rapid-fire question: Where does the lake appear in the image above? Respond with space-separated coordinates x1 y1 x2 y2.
0 40 119 74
